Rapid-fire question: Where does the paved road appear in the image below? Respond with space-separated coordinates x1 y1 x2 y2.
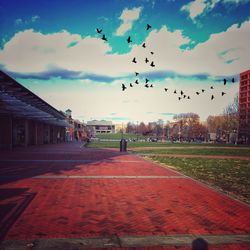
0 143 249 249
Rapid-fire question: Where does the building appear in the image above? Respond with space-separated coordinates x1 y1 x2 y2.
86 120 115 136
64 109 88 141
0 71 69 149
239 70 250 143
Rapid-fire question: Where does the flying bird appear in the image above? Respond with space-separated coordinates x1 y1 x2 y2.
201 89 205 93
132 57 137 63
196 92 200 95
164 88 168 92
174 90 177 94
150 84 153 88
142 43 146 48
221 92 226 96
211 95 215 100
145 58 149 63
187 96 191 99
135 79 139 84
150 52 154 55
180 90 184 95
232 78 235 83
130 83 133 87
135 72 139 76
145 84 149 88
127 36 132 43
178 97 181 101
96 28 102 34
145 78 149 83
183 95 186 98
210 86 214 89
150 61 155 67
122 84 126 91
223 78 227 85
146 24 152 30
101 34 107 41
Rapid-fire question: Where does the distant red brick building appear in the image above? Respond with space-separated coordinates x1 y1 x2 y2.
239 69 250 143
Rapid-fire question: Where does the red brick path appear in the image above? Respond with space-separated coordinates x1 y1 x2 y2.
0 143 249 249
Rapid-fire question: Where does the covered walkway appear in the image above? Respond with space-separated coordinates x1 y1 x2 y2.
0 71 69 150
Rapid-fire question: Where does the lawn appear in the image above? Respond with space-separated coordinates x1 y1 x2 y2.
87 140 250 151
133 148 250 157
147 156 250 204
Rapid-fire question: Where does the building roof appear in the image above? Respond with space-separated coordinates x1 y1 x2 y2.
86 120 113 126
0 71 69 127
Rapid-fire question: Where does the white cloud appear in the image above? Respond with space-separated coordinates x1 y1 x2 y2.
31 15 40 22
1 18 249 78
181 0 206 21
181 0 250 23
15 18 23 25
115 7 142 36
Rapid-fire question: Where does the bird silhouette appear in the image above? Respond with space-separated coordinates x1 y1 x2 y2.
145 58 149 63
145 84 149 88
146 24 152 30
164 88 168 92
135 79 139 84
221 92 226 96
122 84 126 91
130 83 133 87
132 57 137 63
232 78 235 83
196 92 200 95
142 43 146 48
101 34 107 41
174 90 177 94
223 78 227 85
210 86 214 89
183 95 186 98
211 95 215 100
150 52 154 55
150 61 155 67
150 84 153 88
180 90 184 95
187 96 191 99
127 36 132 43
135 72 139 76
145 78 149 83
178 97 181 101
201 89 205 93
96 28 102 34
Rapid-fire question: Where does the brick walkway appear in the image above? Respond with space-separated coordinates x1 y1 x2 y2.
0 143 249 249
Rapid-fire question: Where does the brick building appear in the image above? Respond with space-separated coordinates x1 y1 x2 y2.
239 69 250 143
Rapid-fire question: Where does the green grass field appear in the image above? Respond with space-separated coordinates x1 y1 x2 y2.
87 139 250 150
148 156 250 203
134 148 250 157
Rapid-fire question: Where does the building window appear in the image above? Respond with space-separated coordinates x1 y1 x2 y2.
241 81 247 85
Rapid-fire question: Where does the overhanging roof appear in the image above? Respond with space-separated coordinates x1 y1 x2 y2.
0 71 69 127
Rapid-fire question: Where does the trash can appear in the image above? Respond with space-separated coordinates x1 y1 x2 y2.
120 139 127 152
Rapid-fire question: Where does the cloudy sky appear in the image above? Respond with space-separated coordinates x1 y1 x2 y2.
0 0 249 123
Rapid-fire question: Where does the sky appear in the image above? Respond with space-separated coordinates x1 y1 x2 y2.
0 0 250 124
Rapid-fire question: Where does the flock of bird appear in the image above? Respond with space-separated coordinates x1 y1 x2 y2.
96 24 235 101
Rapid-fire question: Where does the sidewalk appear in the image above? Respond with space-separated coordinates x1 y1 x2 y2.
0 143 249 249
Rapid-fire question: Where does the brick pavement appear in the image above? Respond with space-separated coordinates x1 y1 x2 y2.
0 143 249 249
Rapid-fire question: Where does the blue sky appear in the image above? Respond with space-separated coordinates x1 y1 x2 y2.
0 0 250 123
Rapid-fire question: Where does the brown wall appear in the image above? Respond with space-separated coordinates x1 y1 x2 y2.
0 115 13 149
